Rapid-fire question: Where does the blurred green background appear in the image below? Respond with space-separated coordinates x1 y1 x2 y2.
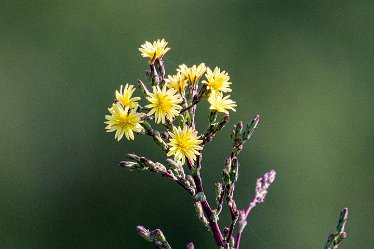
1 1 373 248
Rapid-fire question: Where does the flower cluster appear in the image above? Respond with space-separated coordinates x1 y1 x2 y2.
105 39 237 165
104 39 347 249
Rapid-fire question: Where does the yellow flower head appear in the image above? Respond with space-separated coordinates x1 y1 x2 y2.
208 93 237 114
145 85 183 124
115 84 141 108
139 39 170 62
105 103 144 141
177 63 207 84
202 67 232 93
165 72 188 94
167 126 203 165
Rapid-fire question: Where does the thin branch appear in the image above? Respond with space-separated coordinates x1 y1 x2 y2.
121 154 195 196
227 205 239 244
202 114 230 145
234 170 276 249
141 120 168 152
324 208 349 249
180 99 199 114
180 84 208 114
187 157 224 247
137 79 150 95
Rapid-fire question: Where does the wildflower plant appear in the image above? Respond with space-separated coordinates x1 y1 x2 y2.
104 39 349 248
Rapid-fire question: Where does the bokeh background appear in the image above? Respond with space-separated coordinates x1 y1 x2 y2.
1 1 373 248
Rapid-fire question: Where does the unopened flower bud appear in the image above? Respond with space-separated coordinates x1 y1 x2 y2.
194 192 206 202
242 115 260 141
225 156 232 171
186 242 195 249
139 157 154 168
186 175 196 190
151 229 167 243
194 202 209 227
154 162 167 172
215 182 223 205
119 161 139 169
136 226 152 242
341 232 347 239
233 121 243 140
233 143 243 155
230 157 239 183
126 153 141 162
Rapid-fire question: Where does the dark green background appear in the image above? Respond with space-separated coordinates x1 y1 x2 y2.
1 1 373 248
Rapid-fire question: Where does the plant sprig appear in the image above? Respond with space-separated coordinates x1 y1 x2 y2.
104 39 349 249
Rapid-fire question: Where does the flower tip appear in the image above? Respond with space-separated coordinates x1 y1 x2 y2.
267 170 276 183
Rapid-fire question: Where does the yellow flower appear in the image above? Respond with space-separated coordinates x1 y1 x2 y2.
139 39 170 62
145 85 183 124
202 67 232 93
177 63 206 84
165 73 188 94
208 93 237 114
115 84 141 108
167 126 203 165
105 103 144 141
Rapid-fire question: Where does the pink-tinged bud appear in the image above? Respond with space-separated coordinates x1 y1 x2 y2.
136 226 152 242
265 170 276 185
342 232 347 239
186 242 195 249
254 170 276 205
